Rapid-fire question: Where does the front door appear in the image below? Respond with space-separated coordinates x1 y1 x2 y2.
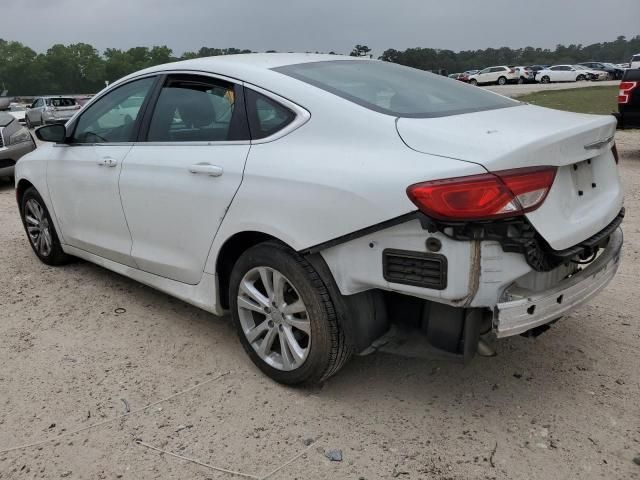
119 74 251 284
46 76 157 266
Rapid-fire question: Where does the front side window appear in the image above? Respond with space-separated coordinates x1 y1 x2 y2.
245 89 295 140
72 77 155 143
147 75 239 142
274 60 518 118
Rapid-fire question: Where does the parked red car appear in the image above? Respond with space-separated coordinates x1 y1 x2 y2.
447 72 470 83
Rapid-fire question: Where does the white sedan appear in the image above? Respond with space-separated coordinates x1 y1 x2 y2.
535 65 592 83
16 54 624 384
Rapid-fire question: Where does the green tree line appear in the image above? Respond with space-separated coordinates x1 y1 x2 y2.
1 35 638 96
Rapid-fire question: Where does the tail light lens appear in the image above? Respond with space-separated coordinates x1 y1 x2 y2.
619 81 638 104
407 167 557 221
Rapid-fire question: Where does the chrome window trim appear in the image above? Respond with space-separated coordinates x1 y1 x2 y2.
71 68 310 147
53 142 135 148
132 140 251 147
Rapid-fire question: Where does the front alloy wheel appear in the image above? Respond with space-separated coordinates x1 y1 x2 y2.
237 266 311 371
24 198 53 257
20 187 70 265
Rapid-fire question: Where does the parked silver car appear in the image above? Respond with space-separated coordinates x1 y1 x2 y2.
0 112 36 178
25 96 81 128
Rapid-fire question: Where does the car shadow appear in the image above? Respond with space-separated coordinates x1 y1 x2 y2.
13 231 594 422
0 178 15 192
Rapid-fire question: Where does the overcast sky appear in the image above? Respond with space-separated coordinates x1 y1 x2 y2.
4 0 639 56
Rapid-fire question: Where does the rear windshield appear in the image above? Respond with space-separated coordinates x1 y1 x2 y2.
633 55 640 62
273 60 518 118
46 98 77 107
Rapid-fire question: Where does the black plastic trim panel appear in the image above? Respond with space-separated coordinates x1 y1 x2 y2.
383 249 448 290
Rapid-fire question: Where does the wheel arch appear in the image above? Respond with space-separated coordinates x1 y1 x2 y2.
16 178 36 211
215 231 288 309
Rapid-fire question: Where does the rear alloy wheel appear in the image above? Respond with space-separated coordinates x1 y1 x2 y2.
497 76 507 85
20 187 70 265
541 76 551 84
230 241 351 385
469 79 478 86
518 77 525 84
576 74 586 82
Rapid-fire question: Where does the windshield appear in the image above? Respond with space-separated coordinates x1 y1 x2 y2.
274 60 518 118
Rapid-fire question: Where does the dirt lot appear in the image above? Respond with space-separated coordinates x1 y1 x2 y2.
1 131 639 480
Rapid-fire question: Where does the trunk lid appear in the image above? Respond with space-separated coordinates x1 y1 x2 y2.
397 105 623 250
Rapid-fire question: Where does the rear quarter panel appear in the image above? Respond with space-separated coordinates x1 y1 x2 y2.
204 105 485 274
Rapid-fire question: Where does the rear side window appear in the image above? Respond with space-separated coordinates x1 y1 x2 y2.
245 89 295 140
47 98 76 107
147 75 244 142
274 60 517 118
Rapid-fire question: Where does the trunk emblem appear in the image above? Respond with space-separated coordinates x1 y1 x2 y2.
584 136 614 150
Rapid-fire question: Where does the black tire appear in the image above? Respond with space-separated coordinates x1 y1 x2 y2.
541 76 550 84
25 116 32 129
229 241 351 385
576 74 586 82
497 76 507 85
518 77 525 84
469 79 478 86
20 187 71 265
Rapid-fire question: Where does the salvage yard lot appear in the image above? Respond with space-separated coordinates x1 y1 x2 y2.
0 131 639 479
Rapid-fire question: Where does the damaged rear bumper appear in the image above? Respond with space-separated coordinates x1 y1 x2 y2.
494 227 623 338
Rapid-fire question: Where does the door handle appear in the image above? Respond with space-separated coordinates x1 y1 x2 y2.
98 157 118 167
189 163 223 177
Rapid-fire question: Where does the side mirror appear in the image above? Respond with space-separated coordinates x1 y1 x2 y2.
35 124 67 143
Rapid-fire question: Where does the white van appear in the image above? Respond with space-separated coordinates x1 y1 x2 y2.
631 54 640 69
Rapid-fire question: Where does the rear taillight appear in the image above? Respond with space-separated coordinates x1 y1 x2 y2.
619 81 638 104
407 167 557 221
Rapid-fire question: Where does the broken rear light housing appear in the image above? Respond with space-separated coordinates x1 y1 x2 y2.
407 167 557 221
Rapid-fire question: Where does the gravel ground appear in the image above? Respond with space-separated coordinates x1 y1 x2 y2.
0 131 639 480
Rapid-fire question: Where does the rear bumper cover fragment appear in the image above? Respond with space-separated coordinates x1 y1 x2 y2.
494 227 623 338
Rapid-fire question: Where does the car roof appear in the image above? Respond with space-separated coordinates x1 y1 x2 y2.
122 53 356 83
108 53 369 99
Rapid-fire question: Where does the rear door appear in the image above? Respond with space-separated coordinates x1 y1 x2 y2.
119 73 251 284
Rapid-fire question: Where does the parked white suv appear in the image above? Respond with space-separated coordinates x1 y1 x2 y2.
468 66 518 86
16 54 624 384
